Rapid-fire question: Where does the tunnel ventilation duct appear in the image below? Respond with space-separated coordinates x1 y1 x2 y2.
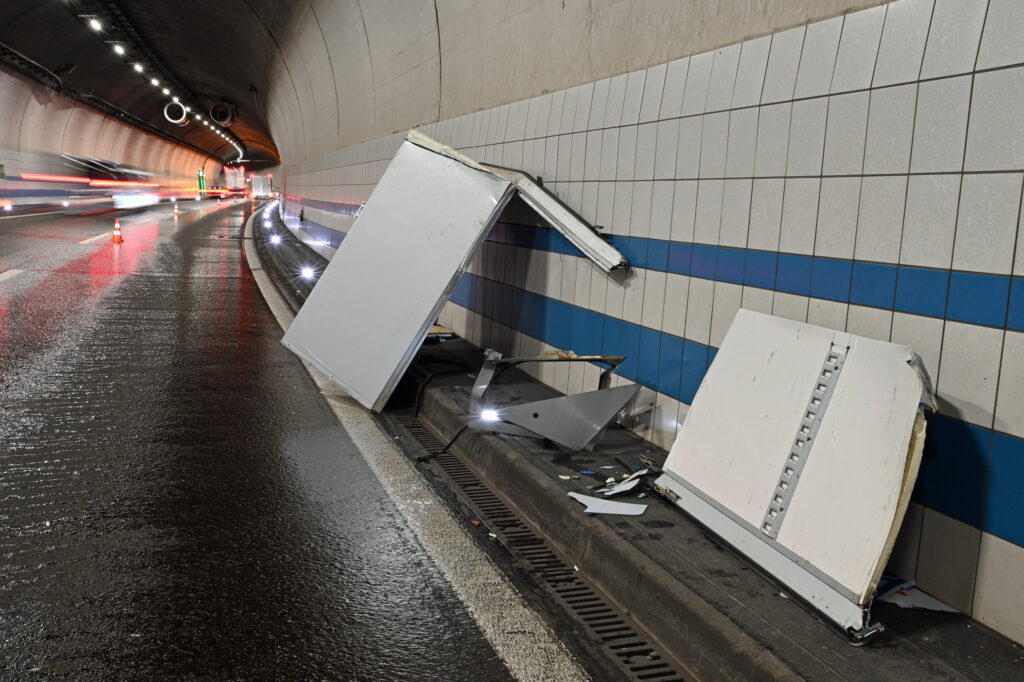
163 101 189 126
210 101 236 127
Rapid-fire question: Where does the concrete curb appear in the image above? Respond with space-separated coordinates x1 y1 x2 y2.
420 387 799 681
239 208 590 682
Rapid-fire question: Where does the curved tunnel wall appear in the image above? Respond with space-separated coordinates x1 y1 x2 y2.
261 0 1024 644
0 63 218 205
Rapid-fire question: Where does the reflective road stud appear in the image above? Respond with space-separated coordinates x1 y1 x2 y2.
111 218 123 244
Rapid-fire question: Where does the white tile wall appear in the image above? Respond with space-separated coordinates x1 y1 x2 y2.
966 67 1024 173
864 83 917 174
754 103 791 176
787 98 828 175
815 177 860 259
916 507 981 613
920 0 988 79
952 173 1023 275
994 331 1024 439
873 0 933 87
762 26 805 104
938 322 1003 428
732 36 771 108
976 0 1024 70
911 75 971 173
779 178 820 254
795 17 843 98
831 5 886 93
900 174 959 268
823 91 869 175
808 299 849 330
854 175 906 264
292 0 1024 646
974 532 1024 643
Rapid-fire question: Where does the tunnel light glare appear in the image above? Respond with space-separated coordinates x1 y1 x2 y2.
89 18 102 31
480 408 500 422
301 266 315 280
162 88 170 95
62 201 70 207
4 205 12 211
269 234 282 245
151 78 159 86
172 96 179 103
133 63 143 72
113 44 125 55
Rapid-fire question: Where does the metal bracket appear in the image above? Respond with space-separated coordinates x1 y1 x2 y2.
760 344 848 539
469 349 639 451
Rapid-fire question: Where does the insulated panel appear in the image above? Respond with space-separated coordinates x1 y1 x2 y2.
282 133 515 411
659 309 927 633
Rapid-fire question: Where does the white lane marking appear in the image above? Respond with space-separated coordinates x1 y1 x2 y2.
0 210 67 221
0 269 25 283
79 232 112 244
240 212 587 681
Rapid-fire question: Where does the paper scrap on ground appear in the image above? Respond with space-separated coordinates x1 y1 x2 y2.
876 580 957 612
568 492 647 516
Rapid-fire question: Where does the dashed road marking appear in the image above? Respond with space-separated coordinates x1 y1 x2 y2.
0 268 25 283
79 232 112 244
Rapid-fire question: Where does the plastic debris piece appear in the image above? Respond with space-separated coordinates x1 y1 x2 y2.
568 491 647 516
558 475 571 480
600 465 620 469
471 520 481 527
602 477 641 496
580 470 596 475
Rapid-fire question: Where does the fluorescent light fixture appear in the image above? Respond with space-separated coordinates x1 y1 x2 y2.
480 408 499 422
62 201 70 207
151 78 159 86
172 96 179 103
89 18 102 31
162 88 170 95
301 266 315 279
270 234 282 245
113 44 125 55
133 63 143 72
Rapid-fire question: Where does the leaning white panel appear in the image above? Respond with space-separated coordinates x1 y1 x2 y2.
481 164 628 272
282 132 516 411
655 309 929 638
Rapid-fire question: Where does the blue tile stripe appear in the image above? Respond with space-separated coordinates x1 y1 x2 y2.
483 221 1024 332
450 269 1024 551
290 196 361 215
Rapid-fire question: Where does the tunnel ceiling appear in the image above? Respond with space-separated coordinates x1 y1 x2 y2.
0 0 297 169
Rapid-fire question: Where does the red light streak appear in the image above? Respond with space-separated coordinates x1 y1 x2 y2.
88 179 159 188
20 173 90 184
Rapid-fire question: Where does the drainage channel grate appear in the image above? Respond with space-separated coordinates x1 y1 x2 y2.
389 411 688 682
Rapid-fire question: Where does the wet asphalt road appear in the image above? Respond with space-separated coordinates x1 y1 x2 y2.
0 203 512 680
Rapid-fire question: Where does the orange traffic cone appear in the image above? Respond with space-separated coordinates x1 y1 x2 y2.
173 202 180 217
111 218 123 244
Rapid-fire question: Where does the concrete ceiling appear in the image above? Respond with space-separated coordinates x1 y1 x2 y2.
0 0 290 168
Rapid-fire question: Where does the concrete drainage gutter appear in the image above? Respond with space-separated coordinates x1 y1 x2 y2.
417 385 797 681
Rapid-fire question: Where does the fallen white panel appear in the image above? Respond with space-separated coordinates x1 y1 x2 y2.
282 132 516 411
482 164 628 272
656 309 929 638
568 492 647 516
